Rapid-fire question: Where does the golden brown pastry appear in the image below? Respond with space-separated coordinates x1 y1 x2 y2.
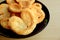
6 0 16 4
8 16 37 35
21 9 33 27
0 4 10 21
37 10 45 23
8 16 27 34
0 4 10 29
0 18 10 29
32 3 45 23
8 3 22 12
32 3 42 9
19 22 36 35
29 3 45 24
16 0 35 8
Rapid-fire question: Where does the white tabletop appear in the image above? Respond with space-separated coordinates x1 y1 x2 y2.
0 0 60 40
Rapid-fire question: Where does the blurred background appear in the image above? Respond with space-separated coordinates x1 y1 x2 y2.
0 0 60 40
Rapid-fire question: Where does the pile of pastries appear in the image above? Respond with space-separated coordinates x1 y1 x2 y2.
0 0 45 35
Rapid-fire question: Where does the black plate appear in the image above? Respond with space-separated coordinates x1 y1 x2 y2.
0 0 50 38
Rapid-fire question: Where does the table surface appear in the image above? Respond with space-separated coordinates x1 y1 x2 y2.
0 0 60 40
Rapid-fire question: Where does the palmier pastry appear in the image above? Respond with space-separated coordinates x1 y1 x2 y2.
8 3 22 12
0 18 10 29
21 9 33 27
0 4 10 21
8 16 27 35
16 0 35 8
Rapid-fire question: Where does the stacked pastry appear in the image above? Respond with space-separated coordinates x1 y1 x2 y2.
0 0 45 35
